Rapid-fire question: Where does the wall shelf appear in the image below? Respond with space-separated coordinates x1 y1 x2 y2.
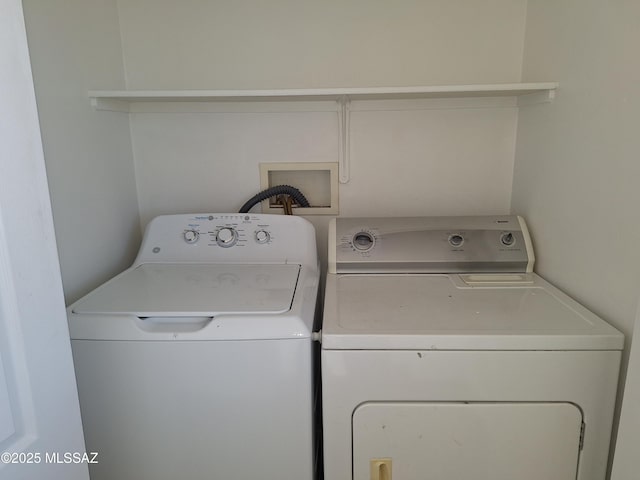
89 82 558 184
89 82 557 110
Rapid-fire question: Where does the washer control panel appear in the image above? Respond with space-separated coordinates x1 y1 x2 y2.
176 215 273 248
331 215 533 274
136 213 317 267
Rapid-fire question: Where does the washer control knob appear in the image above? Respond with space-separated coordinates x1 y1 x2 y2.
353 232 375 251
255 230 270 244
216 227 238 248
183 230 199 244
500 232 516 246
448 234 464 247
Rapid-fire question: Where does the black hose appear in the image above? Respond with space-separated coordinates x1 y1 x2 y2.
239 185 311 213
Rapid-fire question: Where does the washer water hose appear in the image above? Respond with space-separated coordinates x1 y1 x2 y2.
239 185 311 214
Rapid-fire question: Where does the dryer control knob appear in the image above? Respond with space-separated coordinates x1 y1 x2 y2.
353 232 375 251
448 234 464 247
216 227 238 248
500 232 516 246
183 230 199 244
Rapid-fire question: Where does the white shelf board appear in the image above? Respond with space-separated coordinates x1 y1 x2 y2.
89 83 558 111
89 82 558 185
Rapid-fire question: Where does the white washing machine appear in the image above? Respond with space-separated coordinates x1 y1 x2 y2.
322 216 623 480
68 213 320 480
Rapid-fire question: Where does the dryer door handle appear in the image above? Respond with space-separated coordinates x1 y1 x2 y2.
370 458 392 480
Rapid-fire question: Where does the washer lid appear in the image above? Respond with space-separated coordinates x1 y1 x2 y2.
72 263 300 317
322 274 623 350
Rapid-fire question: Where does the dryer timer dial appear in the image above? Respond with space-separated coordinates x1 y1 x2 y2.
448 234 464 247
352 232 375 251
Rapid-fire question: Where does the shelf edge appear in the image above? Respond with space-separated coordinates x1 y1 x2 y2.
88 82 559 105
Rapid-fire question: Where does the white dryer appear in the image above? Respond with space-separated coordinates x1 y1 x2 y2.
322 216 623 480
68 213 320 480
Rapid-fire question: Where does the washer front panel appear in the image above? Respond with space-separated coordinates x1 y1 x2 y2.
73 337 313 480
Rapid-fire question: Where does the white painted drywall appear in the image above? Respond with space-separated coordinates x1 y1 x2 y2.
116 0 527 90
119 0 527 272
131 107 339 226
514 0 640 340
514 2 640 474
342 99 518 217
22 0 141 304
132 99 517 228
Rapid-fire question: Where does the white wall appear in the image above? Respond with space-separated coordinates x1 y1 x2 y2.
131 106 339 226
514 2 640 473
131 99 518 227
120 0 527 263
342 98 518 217
117 0 527 89
514 0 640 339
23 0 141 304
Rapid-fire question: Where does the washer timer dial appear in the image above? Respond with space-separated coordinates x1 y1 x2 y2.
216 227 238 248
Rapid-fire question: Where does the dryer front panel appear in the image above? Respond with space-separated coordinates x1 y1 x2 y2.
353 402 582 480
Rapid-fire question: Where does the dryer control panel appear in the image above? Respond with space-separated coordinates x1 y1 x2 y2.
329 215 534 274
135 213 318 268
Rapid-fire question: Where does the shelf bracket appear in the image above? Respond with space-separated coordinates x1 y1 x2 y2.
337 95 351 184
517 89 556 107
90 97 130 113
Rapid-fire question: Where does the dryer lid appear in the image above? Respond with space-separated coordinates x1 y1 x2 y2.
321 274 624 350
72 263 300 317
